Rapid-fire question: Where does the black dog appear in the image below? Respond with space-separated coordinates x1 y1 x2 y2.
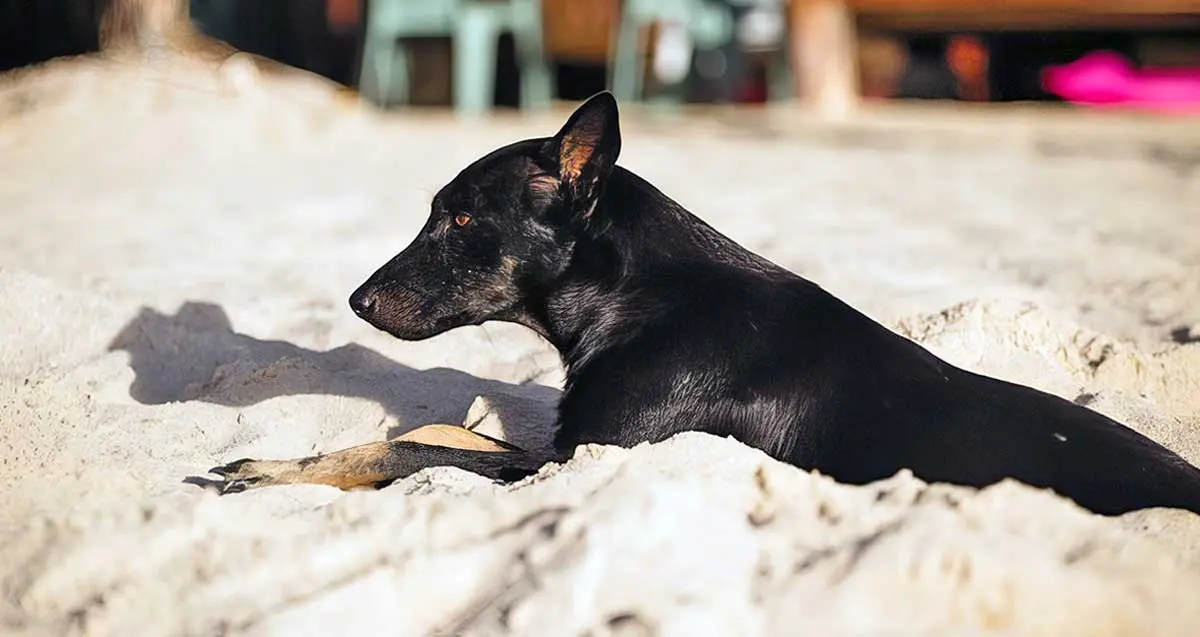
208 92 1200 517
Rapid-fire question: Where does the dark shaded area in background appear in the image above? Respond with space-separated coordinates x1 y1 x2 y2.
1 1 1197 105
989 31 1137 102
0 0 360 80
0 0 584 108
893 30 1200 102
0 1 101 69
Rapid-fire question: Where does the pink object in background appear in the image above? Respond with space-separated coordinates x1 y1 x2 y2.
1040 50 1200 114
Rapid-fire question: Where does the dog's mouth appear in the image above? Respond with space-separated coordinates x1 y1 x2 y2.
369 314 482 343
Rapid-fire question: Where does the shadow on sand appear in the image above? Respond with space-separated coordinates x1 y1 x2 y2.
106 301 561 445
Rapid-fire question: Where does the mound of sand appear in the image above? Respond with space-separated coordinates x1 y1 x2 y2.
1 52 1199 636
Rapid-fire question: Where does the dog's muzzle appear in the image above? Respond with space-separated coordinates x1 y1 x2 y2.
348 278 436 340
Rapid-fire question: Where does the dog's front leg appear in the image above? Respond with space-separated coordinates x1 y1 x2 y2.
203 425 554 494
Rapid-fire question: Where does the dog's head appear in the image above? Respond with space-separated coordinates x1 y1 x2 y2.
349 91 622 340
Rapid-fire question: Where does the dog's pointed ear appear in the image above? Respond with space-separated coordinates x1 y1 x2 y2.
547 91 621 218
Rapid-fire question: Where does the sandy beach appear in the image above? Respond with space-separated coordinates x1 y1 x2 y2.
1 52 1199 636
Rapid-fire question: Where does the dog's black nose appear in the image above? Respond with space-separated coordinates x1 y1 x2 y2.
349 288 376 317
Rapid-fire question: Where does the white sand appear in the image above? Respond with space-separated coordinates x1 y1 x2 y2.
1 53 1199 636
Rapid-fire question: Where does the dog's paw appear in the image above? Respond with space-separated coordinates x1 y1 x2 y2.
206 458 290 495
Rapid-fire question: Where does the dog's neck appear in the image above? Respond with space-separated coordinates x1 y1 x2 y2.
587 167 779 273
523 166 784 372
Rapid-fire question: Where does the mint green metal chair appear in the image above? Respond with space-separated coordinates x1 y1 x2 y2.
609 0 732 103
608 0 793 103
359 0 554 116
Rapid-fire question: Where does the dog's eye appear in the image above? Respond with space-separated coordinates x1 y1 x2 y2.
453 213 473 228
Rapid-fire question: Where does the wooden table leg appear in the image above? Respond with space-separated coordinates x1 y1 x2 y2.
790 0 859 117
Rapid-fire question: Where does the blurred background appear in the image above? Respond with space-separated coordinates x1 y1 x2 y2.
2 0 1199 115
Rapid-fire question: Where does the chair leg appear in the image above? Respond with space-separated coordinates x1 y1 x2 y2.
609 15 644 102
390 41 412 106
767 46 796 102
512 0 554 110
359 36 386 104
360 35 410 107
454 8 498 116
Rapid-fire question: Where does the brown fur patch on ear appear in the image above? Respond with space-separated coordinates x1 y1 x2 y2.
559 116 606 182
560 140 591 182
